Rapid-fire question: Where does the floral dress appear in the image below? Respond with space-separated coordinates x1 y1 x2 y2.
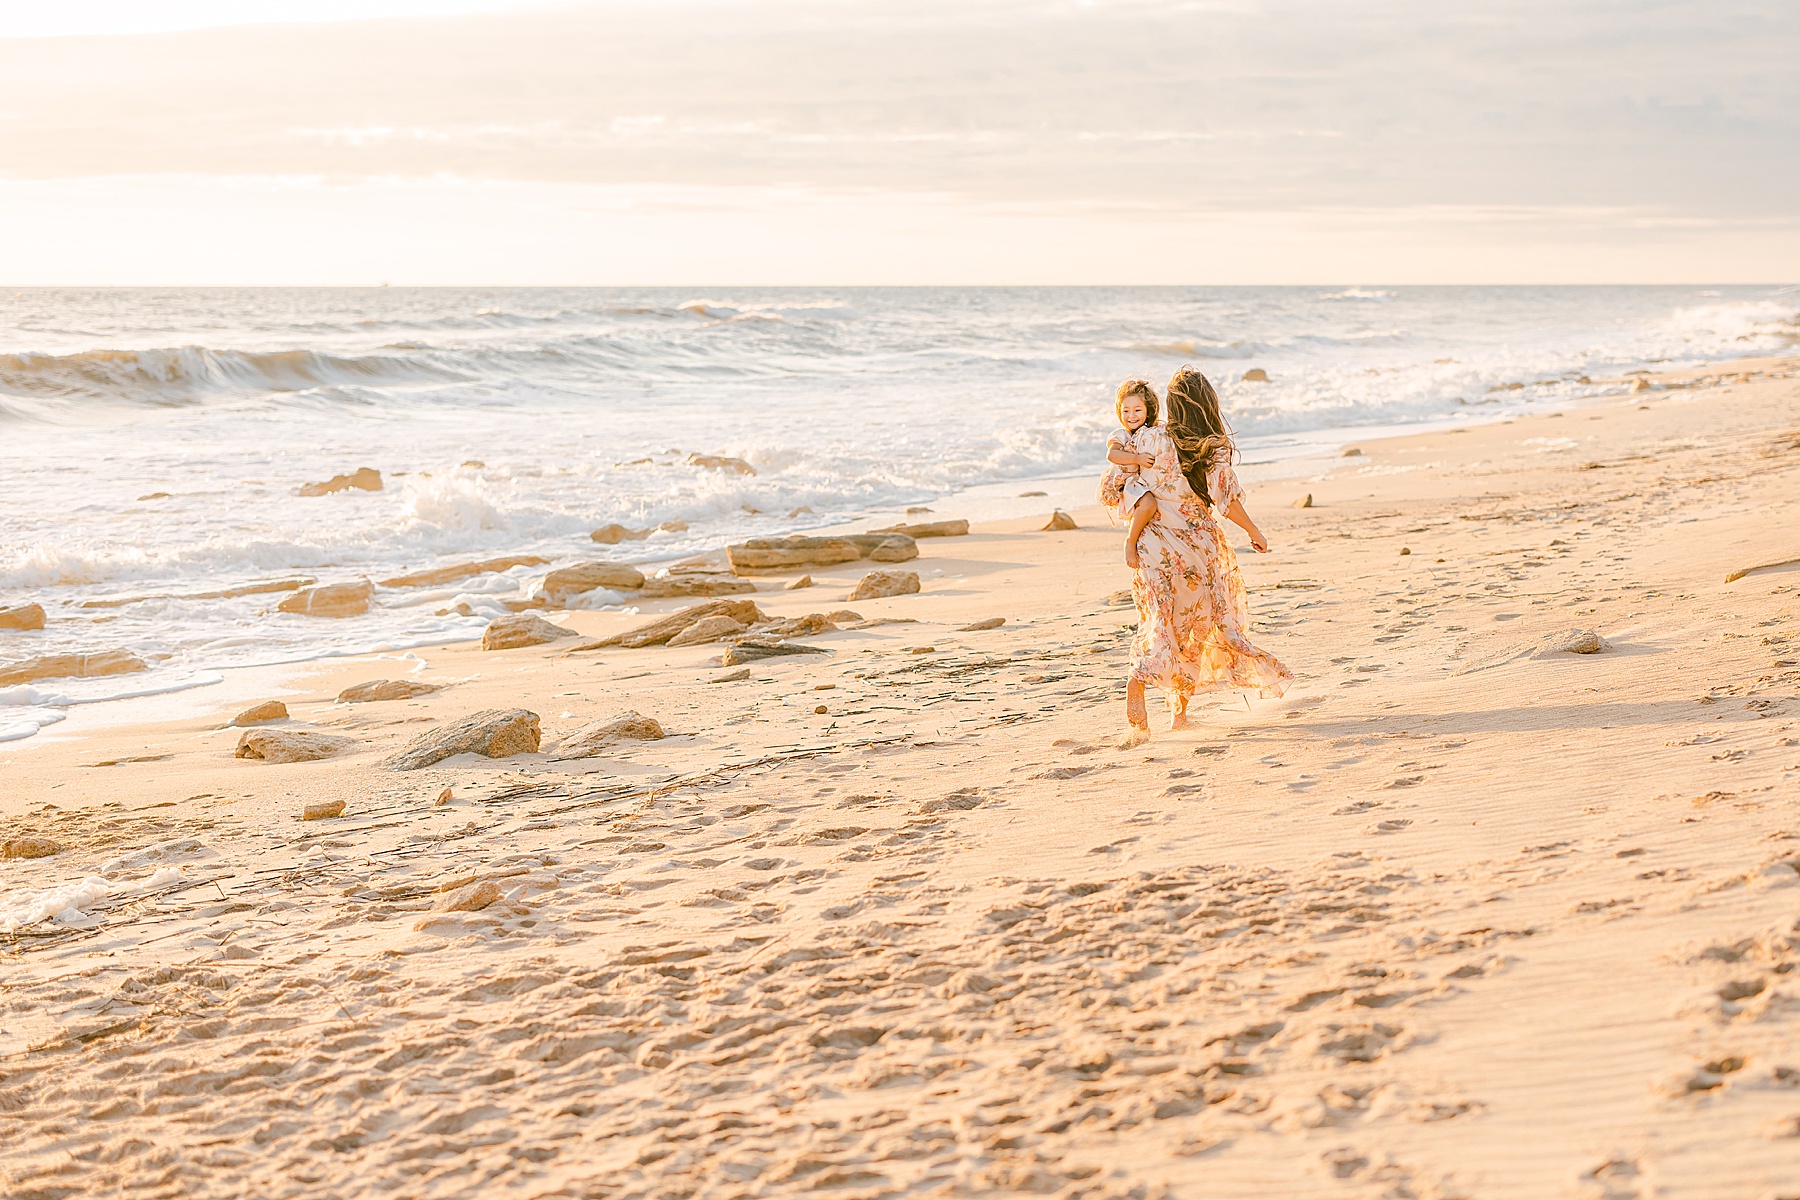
1102 434 1292 710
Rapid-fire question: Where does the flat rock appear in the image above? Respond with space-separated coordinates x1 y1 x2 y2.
235 729 357 764
558 711 667 757
1042 510 1079 531
0 603 46 631
589 598 768 649
2 837 61 860
482 613 579 650
722 640 831 665
436 880 502 912
301 800 346 821
785 575 813 590
278 581 374 618
826 609 863 623
638 574 756 599
0 649 148 687
687 453 757 475
389 708 542 771
541 561 647 605
378 556 547 589
1292 493 1314 509
298 467 383 497
848 570 921 601
667 615 748 646
711 667 752 683
1242 368 1270 382
728 537 865 572
870 519 968 538
759 613 838 639
959 617 1005 631
230 700 289 726
338 679 443 703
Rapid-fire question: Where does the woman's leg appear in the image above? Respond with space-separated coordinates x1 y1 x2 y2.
1121 677 1151 746
1169 692 1191 731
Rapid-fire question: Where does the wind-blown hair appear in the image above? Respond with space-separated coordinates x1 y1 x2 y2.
1164 366 1234 506
1115 378 1159 429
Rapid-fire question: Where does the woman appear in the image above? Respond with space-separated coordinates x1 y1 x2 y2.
1113 366 1292 741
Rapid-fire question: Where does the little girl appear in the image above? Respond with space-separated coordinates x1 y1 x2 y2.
1100 378 1172 568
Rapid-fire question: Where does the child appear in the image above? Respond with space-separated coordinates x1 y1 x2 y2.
1100 378 1171 569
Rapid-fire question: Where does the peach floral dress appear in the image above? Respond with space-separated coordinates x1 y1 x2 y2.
1101 430 1292 711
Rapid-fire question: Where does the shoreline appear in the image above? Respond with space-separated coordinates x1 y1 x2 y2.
3 350 1799 1196
8 355 1782 750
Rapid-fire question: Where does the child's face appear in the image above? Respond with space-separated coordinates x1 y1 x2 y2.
1120 395 1147 430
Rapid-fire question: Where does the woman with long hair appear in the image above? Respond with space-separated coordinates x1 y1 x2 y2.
1108 365 1291 741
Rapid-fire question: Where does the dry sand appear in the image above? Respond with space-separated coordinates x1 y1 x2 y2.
3 357 1798 1199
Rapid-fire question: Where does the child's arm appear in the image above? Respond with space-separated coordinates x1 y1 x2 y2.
1106 445 1156 467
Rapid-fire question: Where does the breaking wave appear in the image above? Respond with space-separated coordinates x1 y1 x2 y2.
0 345 465 407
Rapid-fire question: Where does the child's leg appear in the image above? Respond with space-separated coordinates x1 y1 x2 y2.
1124 493 1156 568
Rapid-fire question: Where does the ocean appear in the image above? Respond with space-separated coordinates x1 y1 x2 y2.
2 285 1795 741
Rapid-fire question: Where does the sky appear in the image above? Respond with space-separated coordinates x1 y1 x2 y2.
0 0 1795 284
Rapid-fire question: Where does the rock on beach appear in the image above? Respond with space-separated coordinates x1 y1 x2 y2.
277 581 374 619
588 599 768 649
377 556 547 589
235 729 357 763
0 603 46 631
0 649 148 687
540 562 647 606
557 711 666 757
1042 510 1079 531
482 614 579 650
2 837 62 860
727 533 918 573
230 700 289 726
338 679 443 703
871 519 969 538
848 570 921 601
667 615 748 646
638 574 756 599
389 708 542 771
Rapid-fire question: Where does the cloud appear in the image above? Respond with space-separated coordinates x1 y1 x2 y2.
0 0 1793 281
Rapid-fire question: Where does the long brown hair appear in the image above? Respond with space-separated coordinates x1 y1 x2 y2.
1164 366 1234 505
1115 378 1159 429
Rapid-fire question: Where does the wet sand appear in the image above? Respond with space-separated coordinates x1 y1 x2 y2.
3 355 1798 1199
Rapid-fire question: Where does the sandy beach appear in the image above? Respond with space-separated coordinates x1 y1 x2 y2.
3 356 1798 1199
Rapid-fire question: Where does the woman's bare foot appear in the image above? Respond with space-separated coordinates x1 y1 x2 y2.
1121 679 1151 746
1168 712 1192 731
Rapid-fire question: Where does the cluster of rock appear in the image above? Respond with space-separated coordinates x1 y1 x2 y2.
537 560 753 607
571 597 867 654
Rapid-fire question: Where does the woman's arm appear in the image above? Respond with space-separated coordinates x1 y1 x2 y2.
1212 463 1268 551
1223 498 1269 553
